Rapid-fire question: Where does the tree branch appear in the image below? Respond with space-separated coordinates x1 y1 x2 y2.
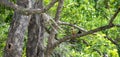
109 8 120 25
104 36 118 46
93 49 102 56
46 0 64 53
0 0 42 14
58 21 87 32
44 0 58 11
52 7 120 48
115 24 120 27
82 39 89 46
54 0 64 21
1 0 18 9
0 0 58 15
114 38 120 43
50 0 64 45
54 24 114 46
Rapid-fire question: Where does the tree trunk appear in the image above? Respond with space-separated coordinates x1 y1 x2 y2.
26 0 45 57
27 15 39 57
4 0 30 57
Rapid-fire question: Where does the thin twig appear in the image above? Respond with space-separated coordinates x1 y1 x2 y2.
54 0 64 21
58 21 87 32
53 25 114 48
82 39 89 46
46 0 64 34
114 38 120 42
109 8 120 25
115 24 120 27
93 49 102 56
104 36 118 46
44 0 58 11
46 0 64 50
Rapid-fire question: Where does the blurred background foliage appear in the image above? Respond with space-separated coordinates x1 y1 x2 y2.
1 0 120 57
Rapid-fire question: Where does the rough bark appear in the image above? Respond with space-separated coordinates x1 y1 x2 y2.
26 0 45 57
35 1 45 57
27 15 45 57
27 15 39 57
4 0 30 57
37 14 45 57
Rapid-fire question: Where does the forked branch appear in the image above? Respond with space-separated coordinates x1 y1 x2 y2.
53 7 120 48
46 0 64 53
